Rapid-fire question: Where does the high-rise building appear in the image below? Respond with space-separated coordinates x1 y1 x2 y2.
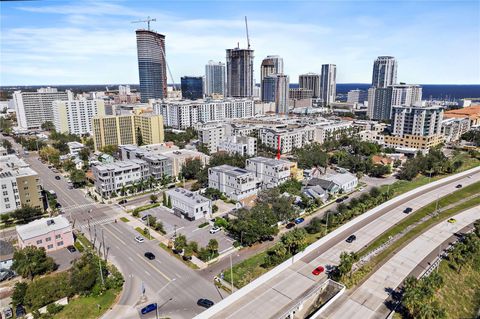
52 99 106 135
136 30 167 102
347 89 368 104
0 155 42 214
260 55 284 102
289 88 313 100
372 56 397 88
384 105 444 151
205 61 225 96
261 74 289 114
367 84 422 120
13 88 73 129
320 64 337 106
181 76 203 100
299 73 321 98
226 48 254 98
92 113 164 151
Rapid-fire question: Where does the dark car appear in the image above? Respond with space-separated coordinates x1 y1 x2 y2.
403 207 413 214
141 214 152 221
456 184 462 189
294 217 305 224
346 235 357 243
119 199 127 205
261 235 275 242
144 252 156 260
335 198 344 203
197 298 214 308
286 222 296 229
15 305 26 318
66 245 77 253
55 175 61 180
140 303 157 315
55 202 62 208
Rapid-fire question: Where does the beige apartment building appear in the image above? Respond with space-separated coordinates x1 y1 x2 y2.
0 155 43 214
92 113 164 151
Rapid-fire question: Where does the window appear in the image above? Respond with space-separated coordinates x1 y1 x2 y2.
57 241 64 246
36 239 42 244
55 234 61 239
45 237 51 242
47 244 54 249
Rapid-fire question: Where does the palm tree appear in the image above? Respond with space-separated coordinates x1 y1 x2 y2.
417 301 446 319
120 184 127 197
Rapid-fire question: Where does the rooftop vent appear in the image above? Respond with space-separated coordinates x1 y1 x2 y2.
47 220 55 226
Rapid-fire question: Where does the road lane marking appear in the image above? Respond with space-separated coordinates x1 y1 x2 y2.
102 226 127 245
175 273 182 278
145 270 151 276
128 257 134 262
135 253 171 281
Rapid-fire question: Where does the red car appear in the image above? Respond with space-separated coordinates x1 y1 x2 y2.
312 266 325 276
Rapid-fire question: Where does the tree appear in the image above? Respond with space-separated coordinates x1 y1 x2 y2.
162 192 167 206
197 143 210 155
39 146 60 166
69 252 99 294
337 251 357 279
174 234 187 251
207 239 219 253
183 245 193 260
305 217 323 234
369 164 391 177
11 206 43 224
62 159 76 172
23 272 71 310
84 137 95 151
2 139 12 153
180 158 203 180
143 227 150 239
41 121 55 131
281 228 308 255
188 241 199 253
369 186 381 198
12 246 56 279
12 282 28 307
78 147 90 162
136 127 144 146
167 195 172 208
264 244 289 267
52 140 69 154
100 145 117 156
150 194 158 203
70 169 86 188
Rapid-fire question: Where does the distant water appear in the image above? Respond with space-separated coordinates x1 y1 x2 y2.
290 83 480 100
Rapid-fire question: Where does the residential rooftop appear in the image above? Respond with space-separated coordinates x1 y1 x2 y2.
16 216 71 241
167 187 210 205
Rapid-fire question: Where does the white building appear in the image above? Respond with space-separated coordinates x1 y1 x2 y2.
198 125 225 154
258 126 316 154
347 89 368 104
13 87 74 129
317 171 358 194
154 99 255 129
67 142 85 157
218 135 257 156
166 187 211 221
359 130 385 145
391 105 443 137
205 61 226 97
320 64 337 106
92 159 149 198
442 118 470 143
53 99 106 135
313 121 353 144
208 165 260 201
245 157 291 188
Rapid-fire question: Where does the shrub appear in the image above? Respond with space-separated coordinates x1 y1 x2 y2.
24 272 72 310
198 222 209 228
46 303 64 315
305 217 323 234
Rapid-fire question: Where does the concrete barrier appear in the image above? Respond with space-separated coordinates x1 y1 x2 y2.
196 166 480 318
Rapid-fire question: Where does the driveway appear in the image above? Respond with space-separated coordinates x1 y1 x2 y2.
48 247 82 271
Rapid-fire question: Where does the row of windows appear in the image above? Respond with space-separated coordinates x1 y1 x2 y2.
36 234 62 244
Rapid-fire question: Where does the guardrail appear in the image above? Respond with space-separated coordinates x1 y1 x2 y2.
196 166 480 318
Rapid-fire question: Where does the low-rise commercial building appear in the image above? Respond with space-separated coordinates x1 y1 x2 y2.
218 135 257 157
245 156 291 188
0 155 42 214
16 216 74 252
166 187 211 220
208 164 260 200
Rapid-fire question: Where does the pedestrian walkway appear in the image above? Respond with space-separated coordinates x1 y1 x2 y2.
63 202 98 211
75 216 117 230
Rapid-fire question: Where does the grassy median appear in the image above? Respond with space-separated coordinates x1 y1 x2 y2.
54 288 121 319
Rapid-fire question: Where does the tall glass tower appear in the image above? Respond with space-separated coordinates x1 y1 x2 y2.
205 61 225 96
371 56 397 88
136 30 167 102
226 48 254 98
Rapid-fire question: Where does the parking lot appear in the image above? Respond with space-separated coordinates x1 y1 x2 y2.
48 246 82 271
139 206 235 254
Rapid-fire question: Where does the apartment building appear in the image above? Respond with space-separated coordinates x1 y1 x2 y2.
245 156 291 188
92 159 149 198
313 121 353 144
92 113 164 151
441 118 470 143
166 187 211 221
208 164 260 200
118 144 173 180
67 141 85 157
218 135 257 157
52 99 105 135
13 87 74 130
198 125 225 154
154 99 255 129
162 150 210 177
16 216 74 252
0 155 42 214
258 126 316 154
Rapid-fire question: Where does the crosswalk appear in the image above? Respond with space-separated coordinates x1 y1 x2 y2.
63 202 98 211
74 216 117 230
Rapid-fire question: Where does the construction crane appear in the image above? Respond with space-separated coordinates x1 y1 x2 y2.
245 16 251 49
131 16 156 31
132 16 178 94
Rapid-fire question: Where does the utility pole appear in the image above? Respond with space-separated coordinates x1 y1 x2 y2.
102 229 106 261
230 254 234 293
98 257 105 286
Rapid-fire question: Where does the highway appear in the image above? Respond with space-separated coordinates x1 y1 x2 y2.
199 166 480 319
325 205 480 319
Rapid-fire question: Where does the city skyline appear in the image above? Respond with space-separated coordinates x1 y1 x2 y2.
1 0 479 86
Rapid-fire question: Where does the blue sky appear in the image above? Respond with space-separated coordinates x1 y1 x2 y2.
1 0 479 85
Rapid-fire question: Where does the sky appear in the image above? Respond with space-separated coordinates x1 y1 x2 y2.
1 0 479 86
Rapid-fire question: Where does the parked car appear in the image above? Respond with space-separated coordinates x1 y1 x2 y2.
0 269 15 282
135 236 145 243
66 245 77 253
209 226 221 234
261 235 275 242
3 307 12 319
456 184 462 189
312 265 325 276
144 252 155 260
294 217 305 224
197 298 214 308
346 234 357 243
403 207 413 214
141 214 152 221
140 303 157 315
335 198 344 203
119 199 127 205
286 222 296 229
15 305 26 318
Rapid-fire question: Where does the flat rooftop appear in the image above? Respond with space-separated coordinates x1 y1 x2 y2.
167 187 210 206
16 216 71 241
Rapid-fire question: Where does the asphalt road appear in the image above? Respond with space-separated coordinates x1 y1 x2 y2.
201 166 480 319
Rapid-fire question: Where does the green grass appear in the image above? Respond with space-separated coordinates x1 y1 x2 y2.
132 203 160 214
198 222 209 228
119 217 129 222
73 241 85 252
134 227 153 239
434 255 480 319
223 250 271 288
359 181 480 257
76 233 93 250
53 288 120 319
158 243 199 269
